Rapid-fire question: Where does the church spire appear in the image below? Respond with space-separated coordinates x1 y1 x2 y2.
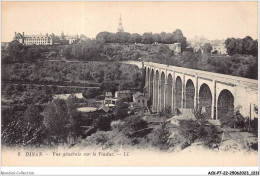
119 14 122 25
117 14 124 32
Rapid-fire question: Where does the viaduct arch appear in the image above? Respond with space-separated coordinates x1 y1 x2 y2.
186 79 195 109
144 62 258 120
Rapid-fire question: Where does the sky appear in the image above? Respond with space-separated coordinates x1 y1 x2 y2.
1 1 258 42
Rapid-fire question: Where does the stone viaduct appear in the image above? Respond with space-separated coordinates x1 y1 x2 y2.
143 62 258 120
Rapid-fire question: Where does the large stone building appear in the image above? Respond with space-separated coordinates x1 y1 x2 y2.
13 31 79 45
13 32 55 45
117 15 124 32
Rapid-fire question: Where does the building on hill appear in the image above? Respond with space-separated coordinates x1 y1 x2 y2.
103 92 117 107
13 31 79 45
133 92 148 108
115 90 132 101
98 105 113 114
13 32 55 45
165 43 182 54
60 31 79 44
105 92 113 98
117 14 124 32
211 40 227 54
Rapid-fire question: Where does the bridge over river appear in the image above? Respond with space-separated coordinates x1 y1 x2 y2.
143 61 258 120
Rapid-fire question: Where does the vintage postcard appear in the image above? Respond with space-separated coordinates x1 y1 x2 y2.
1 1 258 172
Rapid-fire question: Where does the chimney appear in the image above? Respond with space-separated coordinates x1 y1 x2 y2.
22 32 24 37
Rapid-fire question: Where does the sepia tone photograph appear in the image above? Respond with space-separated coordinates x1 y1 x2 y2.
0 1 258 171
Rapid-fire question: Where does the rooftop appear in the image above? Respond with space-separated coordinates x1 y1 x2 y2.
105 92 112 97
53 93 83 100
77 107 97 113
133 92 143 99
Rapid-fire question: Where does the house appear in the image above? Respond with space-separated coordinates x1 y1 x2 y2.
105 92 112 98
60 31 79 44
53 93 83 100
97 105 113 114
115 90 132 101
103 92 117 106
133 92 148 108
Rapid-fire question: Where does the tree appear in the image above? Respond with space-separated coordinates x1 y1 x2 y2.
114 32 131 43
225 36 258 56
25 47 41 61
245 63 258 80
248 39 258 56
172 29 187 50
64 46 73 60
133 71 145 90
43 99 69 142
159 106 172 119
23 104 43 127
202 43 213 53
141 32 155 44
129 33 142 43
66 95 82 136
153 33 161 43
149 123 171 150
121 115 148 137
19 92 34 105
33 90 53 104
100 81 119 95
93 114 114 131
160 32 174 44
7 41 24 62
2 117 47 147
96 31 112 43
91 70 104 83
1 104 47 147
82 88 100 99
114 100 129 119
172 29 184 42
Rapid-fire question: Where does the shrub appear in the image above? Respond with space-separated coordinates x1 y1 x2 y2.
84 131 116 149
158 106 172 119
94 131 109 146
199 125 222 148
219 111 246 129
179 120 222 148
148 123 172 150
167 130 189 150
250 118 258 136
111 120 125 131
93 114 114 131
120 115 149 137
179 120 201 145
194 107 209 124
82 88 100 99
114 100 129 119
